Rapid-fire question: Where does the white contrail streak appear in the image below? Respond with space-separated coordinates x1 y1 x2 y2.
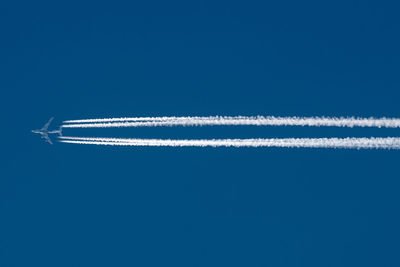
61 116 400 128
63 116 198 123
58 136 400 149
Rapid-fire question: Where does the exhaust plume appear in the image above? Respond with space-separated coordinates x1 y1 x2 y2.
62 116 400 129
59 136 400 149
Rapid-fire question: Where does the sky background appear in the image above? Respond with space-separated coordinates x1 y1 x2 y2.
1 1 400 266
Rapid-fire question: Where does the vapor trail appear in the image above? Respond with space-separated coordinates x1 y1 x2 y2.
61 116 400 128
63 116 198 123
59 136 400 149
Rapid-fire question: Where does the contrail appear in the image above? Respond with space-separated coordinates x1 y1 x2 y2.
63 116 199 123
61 116 400 129
59 136 400 149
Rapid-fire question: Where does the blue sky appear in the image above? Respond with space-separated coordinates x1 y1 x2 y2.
1 1 400 266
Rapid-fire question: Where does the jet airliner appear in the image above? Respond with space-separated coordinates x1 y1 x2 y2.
31 117 62 144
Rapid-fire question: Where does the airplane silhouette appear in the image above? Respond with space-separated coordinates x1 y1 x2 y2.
31 117 62 145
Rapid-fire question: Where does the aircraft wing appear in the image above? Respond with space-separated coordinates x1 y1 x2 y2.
42 134 53 145
41 117 54 131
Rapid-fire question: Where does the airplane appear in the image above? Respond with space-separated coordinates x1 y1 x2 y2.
31 117 62 145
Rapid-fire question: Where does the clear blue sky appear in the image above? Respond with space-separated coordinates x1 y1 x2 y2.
1 1 400 266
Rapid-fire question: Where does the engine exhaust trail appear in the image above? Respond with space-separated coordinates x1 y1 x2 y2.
63 116 199 123
61 116 400 129
59 136 400 149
